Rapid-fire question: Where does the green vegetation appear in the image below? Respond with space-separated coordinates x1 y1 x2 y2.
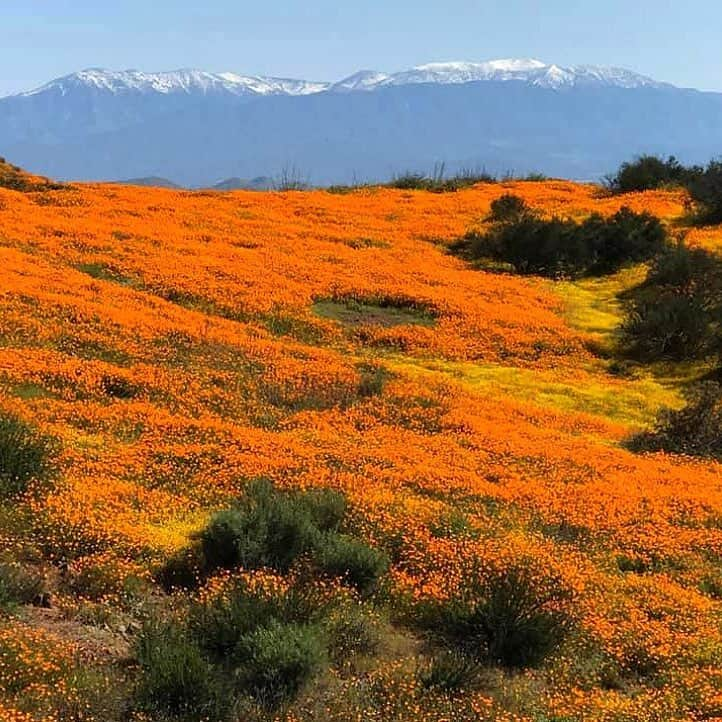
687 160 722 225
609 155 722 226
0 411 57 498
388 165 496 192
163 480 389 595
413 564 573 670
418 650 481 692
621 241 722 362
451 196 667 279
134 619 225 721
605 155 693 194
313 296 437 328
136 576 344 716
628 382 722 460
0 561 45 609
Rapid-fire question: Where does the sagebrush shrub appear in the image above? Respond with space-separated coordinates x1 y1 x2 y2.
315 533 389 594
134 619 225 721
487 193 533 223
418 564 573 669
189 579 324 662
194 479 388 592
233 621 327 707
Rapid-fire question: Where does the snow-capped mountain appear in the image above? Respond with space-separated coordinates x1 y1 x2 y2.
372 59 667 90
2 58 720 187
18 68 329 98
6 58 668 102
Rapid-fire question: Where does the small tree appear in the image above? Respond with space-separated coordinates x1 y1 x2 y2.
687 160 722 224
606 155 694 194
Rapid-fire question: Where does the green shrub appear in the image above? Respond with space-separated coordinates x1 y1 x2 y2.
200 480 319 572
687 160 722 224
0 412 56 498
606 155 694 194
418 650 480 692
233 621 326 708
301 487 347 534
315 533 390 594
487 193 533 223
452 207 666 279
189 579 323 662
200 508 251 570
156 543 206 591
628 383 722 460
324 604 381 665
621 242 722 362
623 295 710 361
419 565 572 669
388 167 495 192
0 562 45 609
134 619 225 721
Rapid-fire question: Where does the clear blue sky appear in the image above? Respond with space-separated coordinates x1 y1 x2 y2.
2 0 721 96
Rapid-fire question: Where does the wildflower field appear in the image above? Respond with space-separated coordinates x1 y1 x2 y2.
2 164 722 721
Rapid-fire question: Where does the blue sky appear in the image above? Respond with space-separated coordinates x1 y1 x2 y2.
2 1 721 95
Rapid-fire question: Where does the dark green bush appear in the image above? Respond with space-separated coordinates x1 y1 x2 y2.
418 650 480 692
185 578 331 709
628 383 722 460
189 579 323 662
0 412 56 498
388 167 496 192
606 155 694 194
315 533 390 594
418 565 573 669
233 621 326 707
487 193 533 223
452 206 666 279
195 480 387 592
687 160 722 225
134 619 225 721
621 241 722 362
199 479 321 572
156 543 206 591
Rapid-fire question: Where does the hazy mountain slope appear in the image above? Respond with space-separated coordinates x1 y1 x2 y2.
6 81 722 185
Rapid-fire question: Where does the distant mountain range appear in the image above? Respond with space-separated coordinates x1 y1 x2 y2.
2 59 721 186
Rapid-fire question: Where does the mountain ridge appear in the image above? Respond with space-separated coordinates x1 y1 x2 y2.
4 58 670 100
1 58 719 186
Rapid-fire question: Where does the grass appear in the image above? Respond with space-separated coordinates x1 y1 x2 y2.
313 299 436 328
385 355 679 430
554 266 647 342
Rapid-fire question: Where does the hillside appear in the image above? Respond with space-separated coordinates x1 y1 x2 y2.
2 170 722 721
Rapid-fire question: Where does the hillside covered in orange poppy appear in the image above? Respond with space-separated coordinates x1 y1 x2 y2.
2 163 722 722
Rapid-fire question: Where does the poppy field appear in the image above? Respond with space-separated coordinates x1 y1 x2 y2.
1 166 722 721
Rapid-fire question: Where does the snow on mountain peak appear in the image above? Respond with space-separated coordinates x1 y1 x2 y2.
10 59 669 101
17 68 330 98
373 59 665 90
